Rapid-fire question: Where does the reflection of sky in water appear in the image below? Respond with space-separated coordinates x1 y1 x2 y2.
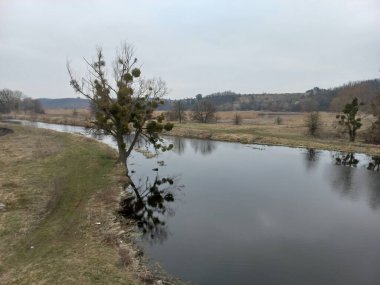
15 120 380 285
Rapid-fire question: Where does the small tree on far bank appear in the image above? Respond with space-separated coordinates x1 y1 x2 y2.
0 89 44 114
233 113 242 125
305 112 321 137
20 98 45 114
336 97 362 142
0 89 22 113
191 100 216 123
274 116 283 125
67 43 173 174
167 100 186 123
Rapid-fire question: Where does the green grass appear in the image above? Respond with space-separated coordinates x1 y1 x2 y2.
0 124 140 284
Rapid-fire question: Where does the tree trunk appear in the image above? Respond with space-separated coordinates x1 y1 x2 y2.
116 137 128 174
349 129 355 142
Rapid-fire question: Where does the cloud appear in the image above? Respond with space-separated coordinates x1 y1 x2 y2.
0 0 379 98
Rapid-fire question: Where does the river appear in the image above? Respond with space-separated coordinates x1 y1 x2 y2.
13 120 380 285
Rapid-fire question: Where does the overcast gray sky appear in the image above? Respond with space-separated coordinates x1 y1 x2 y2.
0 0 379 99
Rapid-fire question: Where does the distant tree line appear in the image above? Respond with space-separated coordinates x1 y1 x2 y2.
159 79 380 113
0 89 44 114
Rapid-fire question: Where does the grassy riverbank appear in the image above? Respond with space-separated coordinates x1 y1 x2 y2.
4 110 380 156
168 120 380 156
0 123 148 284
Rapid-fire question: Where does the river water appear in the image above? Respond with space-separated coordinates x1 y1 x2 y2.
14 120 380 285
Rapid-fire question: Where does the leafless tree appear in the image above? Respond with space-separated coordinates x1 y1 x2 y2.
67 43 173 174
191 100 216 123
173 100 186 123
0 89 22 113
167 100 186 123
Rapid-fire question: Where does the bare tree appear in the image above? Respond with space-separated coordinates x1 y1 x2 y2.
166 100 186 123
20 97 44 114
173 100 186 123
191 100 216 123
67 43 173 174
0 89 22 113
0 89 43 114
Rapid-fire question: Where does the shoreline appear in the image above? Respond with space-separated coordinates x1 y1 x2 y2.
2 114 379 156
167 126 380 156
1 117 378 284
0 122 182 285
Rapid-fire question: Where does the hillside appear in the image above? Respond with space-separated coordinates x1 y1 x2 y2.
38 79 380 112
159 78 380 112
39 97 89 109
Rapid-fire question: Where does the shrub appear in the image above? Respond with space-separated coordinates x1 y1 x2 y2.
233 113 242 125
275 116 282 125
305 112 321 137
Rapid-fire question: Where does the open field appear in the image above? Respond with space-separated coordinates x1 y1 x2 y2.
3 108 92 127
169 111 380 156
3 109 380 156
0 123 156 285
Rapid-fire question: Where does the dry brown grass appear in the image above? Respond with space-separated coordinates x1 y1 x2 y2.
119 247 134 267
5 109 378 156
45 108 90 117
0 121 188 285
0 123 146 285
5 108 92 127
168 111 380 156
138 271 155 284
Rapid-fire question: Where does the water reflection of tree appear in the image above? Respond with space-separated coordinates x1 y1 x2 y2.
367 177 380 210
367 156 380 171
190 139 216 155
329 152 360 199
328 152 380 210
329 165 356 199
118 174 183 244
304 148 320 170
366 156 380 210
334 152 359 167
171 137 186 155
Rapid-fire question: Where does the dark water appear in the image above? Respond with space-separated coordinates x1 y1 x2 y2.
15 121 380 285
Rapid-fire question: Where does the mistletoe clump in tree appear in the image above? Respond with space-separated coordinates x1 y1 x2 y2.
336 97 362 142
68 43 173 174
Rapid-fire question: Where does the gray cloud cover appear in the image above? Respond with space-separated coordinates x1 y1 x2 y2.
0 0 379 98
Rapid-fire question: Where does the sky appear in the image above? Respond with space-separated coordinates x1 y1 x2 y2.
0 0 379 99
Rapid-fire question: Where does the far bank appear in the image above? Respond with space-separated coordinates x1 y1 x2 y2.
2 110 379 156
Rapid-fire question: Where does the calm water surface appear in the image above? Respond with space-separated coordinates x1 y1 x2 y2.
16 121 380 285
